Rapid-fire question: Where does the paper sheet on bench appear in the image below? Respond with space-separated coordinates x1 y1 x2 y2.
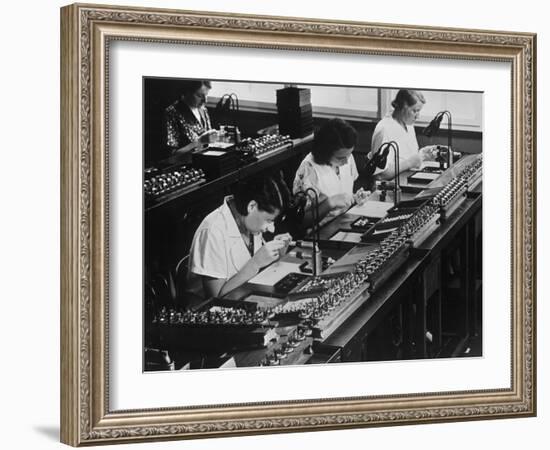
410 172 439 181
330 231 363 242
347 200 393 218
249 261 302 286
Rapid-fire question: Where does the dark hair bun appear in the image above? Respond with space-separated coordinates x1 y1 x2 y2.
312 118 357 165
391 89 425 111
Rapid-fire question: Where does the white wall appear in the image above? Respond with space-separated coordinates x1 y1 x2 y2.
209 82 481 128
210 81 381 118
0 1 546 449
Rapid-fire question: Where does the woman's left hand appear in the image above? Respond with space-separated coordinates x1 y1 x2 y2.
274 233 293 256
420 145 438 161
353 188 371 206
199 129 219 144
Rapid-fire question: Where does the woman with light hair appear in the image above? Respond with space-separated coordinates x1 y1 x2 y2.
369 89 437 180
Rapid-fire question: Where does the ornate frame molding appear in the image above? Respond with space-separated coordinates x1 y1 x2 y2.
60 3 536 446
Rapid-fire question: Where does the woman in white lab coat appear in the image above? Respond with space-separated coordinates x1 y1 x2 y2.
189 176 292 299
369 89 437 179
293 118 370 227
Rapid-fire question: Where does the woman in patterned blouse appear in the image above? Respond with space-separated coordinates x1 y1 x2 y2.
293 118 370 227
163 80 217 154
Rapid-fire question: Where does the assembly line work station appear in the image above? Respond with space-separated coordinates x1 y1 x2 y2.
144 80 483 371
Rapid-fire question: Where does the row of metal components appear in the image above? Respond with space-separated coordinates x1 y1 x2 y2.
355 231 408 279
259 327 312 366
271 273 364 327
459 154 483 185
144 166 205 198
379 213 413 224
235 134 292 157
432 154 482 207
432 176 467 207
154 306 270 327
273 290 343 320
400 203 439 237
294 276 333 293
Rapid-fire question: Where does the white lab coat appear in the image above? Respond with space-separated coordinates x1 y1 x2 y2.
369 115 421 176
189 196 263 281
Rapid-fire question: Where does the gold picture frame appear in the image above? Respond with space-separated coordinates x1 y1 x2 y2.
60 2 536 446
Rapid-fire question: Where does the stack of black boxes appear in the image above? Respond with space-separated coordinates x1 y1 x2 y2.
192 149 240 180
276 87 313 139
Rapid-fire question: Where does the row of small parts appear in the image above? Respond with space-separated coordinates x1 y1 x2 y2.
432 177 467 207
272 275 358 322
249 134 292 155
355 232 407 277
308 275 362 313
399 204 439 236
259 327 312 366
431 154 482 206
272 293 341 320
144 168 205 196
154 307 269 326
459 155 483 185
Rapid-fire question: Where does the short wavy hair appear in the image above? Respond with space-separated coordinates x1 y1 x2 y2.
233 174 291 216
312 118 357 165
391 89 426 111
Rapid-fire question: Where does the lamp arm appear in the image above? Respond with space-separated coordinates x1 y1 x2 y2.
378 141 401 206
440 111 453 167
388 141 400 180
447 111 453 166
294 189 320 275
426 110 453 168
306 188 320 276
304 188 320 241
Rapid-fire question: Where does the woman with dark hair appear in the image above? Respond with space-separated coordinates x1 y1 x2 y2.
189 175 292 298
164 79 217 153
293 118 370 226
369 89 437 179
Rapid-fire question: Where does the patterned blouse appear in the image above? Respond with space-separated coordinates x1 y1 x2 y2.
293 152 358 226
164 100 212 153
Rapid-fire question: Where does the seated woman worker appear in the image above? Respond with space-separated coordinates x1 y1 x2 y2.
369 89 437 179
163 79 218 154
293 118 370 228
188 176 292 299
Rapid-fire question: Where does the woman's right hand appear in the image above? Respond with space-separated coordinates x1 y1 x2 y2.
328 193 354 210
198 129 219 144
251 239 286 269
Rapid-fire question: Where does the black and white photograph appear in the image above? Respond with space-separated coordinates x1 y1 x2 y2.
53 1 538 447
143 78 483 371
